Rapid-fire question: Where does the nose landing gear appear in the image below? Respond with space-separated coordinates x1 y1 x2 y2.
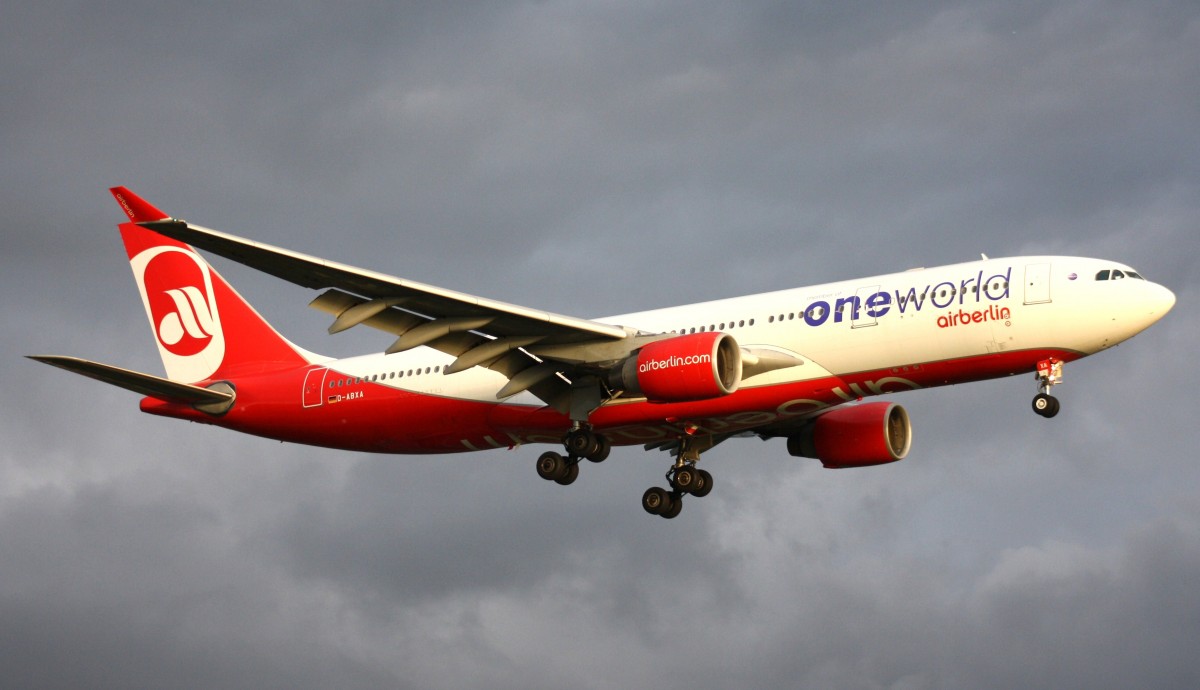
1032 357 1063 418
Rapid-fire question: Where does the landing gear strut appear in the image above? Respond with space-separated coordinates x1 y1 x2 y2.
1032 357 1063 418
641 433 714 520
534 425 610 486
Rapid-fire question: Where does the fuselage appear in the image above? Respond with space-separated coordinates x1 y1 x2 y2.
142 255 1174 453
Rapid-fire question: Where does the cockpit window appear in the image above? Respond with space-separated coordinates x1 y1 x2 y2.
1096 268 1147 281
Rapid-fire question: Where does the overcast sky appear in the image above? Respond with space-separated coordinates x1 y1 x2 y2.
3 1 1199 688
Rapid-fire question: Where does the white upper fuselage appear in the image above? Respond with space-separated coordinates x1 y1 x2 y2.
322 255 1175 410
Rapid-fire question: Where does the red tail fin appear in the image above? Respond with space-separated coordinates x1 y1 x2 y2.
112 187 312 383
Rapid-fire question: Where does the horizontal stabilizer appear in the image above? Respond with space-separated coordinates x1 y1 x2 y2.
28 355 235 408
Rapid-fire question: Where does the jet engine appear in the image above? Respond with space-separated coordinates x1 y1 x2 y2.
608 332 741 403
786 402 912 468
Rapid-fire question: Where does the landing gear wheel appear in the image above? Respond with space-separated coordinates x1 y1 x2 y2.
660 492 683 519
536 451 568 481
672 467 699 493
586 435 611 463
554 461 579 486
565 428 610 462
565 429 598 457
691 469 714 498
1033 393 1060 418
642 487 670 515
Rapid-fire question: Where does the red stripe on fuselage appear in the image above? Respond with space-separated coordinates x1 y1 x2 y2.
140 348 1078 454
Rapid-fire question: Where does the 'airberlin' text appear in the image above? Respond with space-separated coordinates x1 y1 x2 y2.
639 354 711 373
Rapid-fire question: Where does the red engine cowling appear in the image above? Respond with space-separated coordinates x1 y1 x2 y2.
609 332 742 403
786 402 912 468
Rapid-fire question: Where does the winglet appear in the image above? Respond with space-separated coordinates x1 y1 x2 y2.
110 186 169 223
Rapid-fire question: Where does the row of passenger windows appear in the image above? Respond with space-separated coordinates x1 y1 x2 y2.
671 318 755 335
1096 269 1144 281
329 366 443 388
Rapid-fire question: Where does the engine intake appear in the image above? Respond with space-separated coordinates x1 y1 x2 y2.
609 332 741 403
787 402 912 468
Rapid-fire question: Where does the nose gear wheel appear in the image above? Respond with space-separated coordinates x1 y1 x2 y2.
1032 357 1064 418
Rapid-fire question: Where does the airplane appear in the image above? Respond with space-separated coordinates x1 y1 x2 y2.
30 187 1176 519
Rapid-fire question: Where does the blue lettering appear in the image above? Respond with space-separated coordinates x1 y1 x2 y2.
930 281 955 308
983 267 1012 301
895 286 928 313
791 265 1012 328
833 296 860 323
865 291 891 317
805 300 831 326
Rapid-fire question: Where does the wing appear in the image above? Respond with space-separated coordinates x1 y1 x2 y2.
134 215 650 412
136 218 630 343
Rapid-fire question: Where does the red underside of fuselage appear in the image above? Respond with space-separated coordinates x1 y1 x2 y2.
140 348 1080 454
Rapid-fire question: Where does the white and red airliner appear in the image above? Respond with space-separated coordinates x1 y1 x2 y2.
32 187 1175 518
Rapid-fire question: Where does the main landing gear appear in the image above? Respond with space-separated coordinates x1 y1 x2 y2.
1032 357 1064 418
534 426 610 486
641 435 714 520
533 423 716 520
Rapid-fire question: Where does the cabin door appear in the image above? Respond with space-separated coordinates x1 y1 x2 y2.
1024 263 1052 305
302 367 328 408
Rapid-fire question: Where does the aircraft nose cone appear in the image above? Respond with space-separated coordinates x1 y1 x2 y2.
1138 282 1175 330
1156 283 1177 315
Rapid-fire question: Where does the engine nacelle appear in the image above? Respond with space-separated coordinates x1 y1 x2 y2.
786 402 912 468
609 332 742 403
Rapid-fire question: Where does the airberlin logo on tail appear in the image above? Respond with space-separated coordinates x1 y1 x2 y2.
157 286 217 350
129 246 226 382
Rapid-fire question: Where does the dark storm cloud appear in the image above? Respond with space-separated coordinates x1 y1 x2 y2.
3 1 1199 688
